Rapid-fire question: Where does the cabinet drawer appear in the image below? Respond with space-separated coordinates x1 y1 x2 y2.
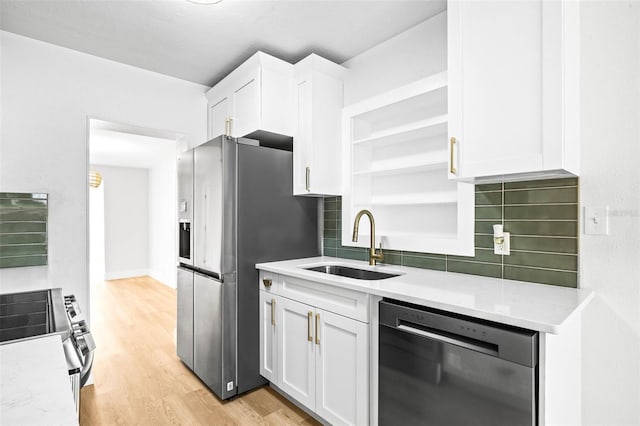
259 271 279 294
279 275 369 323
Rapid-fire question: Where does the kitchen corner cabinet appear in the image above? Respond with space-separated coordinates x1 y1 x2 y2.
293 54 347 196
341 72 474 255
205 52 294 140
258 272 369 426
447 0 580 183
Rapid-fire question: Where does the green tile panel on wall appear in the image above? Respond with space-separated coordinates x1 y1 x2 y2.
323 177 579 288
0 192 48 268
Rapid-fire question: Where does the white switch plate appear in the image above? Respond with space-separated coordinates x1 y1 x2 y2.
584 206 609 235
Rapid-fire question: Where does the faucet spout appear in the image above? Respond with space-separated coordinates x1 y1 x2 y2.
352 209 384 266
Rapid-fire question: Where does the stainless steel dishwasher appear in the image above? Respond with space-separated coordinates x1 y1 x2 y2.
379 299 538 426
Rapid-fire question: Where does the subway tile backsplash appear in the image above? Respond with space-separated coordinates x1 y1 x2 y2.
323 177 579 288
0 192 48 268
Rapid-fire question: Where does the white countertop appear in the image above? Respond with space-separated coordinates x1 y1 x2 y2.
256 256 594 334
1 334 78 426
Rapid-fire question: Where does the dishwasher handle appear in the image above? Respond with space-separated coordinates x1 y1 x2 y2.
379 299 538 367
397 323 499 357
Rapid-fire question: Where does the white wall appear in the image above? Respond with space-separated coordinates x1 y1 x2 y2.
93 165 149 280
342 11 446 105
148 157 177 288
0 31 207 320
580 2 640 425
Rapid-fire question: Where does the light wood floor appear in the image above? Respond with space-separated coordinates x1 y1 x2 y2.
80 276 319 425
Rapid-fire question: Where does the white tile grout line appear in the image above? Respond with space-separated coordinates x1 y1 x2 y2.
475 185 578 193
476 233 577 239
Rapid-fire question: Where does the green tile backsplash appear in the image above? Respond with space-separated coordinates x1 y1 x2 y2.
0 192 48 268
323 177 579 288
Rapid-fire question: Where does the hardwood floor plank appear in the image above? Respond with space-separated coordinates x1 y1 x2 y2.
80 276 320 426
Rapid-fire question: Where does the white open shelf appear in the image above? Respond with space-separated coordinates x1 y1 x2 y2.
353 150 448 176
368 191 458 206
352 115 448 146
341 71 475 256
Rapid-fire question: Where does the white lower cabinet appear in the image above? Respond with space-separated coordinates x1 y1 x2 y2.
315 309 368 425
258 273 369 426
278 296 316 409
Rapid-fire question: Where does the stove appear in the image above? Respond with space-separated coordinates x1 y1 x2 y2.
0 288 95 415
0 289 62 342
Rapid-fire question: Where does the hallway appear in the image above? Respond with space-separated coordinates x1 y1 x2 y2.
80 276 318 425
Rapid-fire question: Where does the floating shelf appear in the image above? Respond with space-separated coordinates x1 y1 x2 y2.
352 151 448 177
369 191 458 206
352 115 448 147
352 163 443 177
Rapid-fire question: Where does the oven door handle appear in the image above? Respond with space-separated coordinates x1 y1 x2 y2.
396 324 499 357
80 350 94 386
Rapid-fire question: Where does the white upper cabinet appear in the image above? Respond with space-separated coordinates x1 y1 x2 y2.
293 54 347 196
207 90 230 141
447 0 580 182
342 72 475 255
205 52 294 140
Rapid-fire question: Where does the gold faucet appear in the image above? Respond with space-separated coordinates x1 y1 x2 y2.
352 209 384 266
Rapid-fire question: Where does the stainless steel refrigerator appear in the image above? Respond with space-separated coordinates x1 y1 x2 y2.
176 136 318 400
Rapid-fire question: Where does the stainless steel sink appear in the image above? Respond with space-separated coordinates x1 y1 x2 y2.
304 265 399 280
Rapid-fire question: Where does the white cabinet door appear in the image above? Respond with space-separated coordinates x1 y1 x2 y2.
293 73 313 195
293 54 346 196
448 0 579 182
259 291 278 382
277 297 316 410
208 91 230 140
315 310 368 426
231 68 261 138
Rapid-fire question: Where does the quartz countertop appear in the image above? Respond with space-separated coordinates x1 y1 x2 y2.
256 256 594 334
0 334 78 426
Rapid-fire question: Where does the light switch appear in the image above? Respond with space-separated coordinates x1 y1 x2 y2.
584 206 609 235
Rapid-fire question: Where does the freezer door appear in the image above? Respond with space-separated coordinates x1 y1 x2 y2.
193 271 236 400
176 267 194 369
193 138 224 276
193 272 223 393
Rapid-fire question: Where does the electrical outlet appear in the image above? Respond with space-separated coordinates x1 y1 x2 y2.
494 232 510 255
226 381 234 392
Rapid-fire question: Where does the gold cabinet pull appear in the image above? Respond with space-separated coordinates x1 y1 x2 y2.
307 311 313 342
271 298 276 326
315 313 320 345
450 137 457 174
224 117 230 136
228 117 233 136
305 167 311 192
262 278 272 289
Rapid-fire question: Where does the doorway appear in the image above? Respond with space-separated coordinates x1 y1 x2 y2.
88 118 184 289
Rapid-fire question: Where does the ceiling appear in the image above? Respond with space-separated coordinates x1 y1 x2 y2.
0 0 446 87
